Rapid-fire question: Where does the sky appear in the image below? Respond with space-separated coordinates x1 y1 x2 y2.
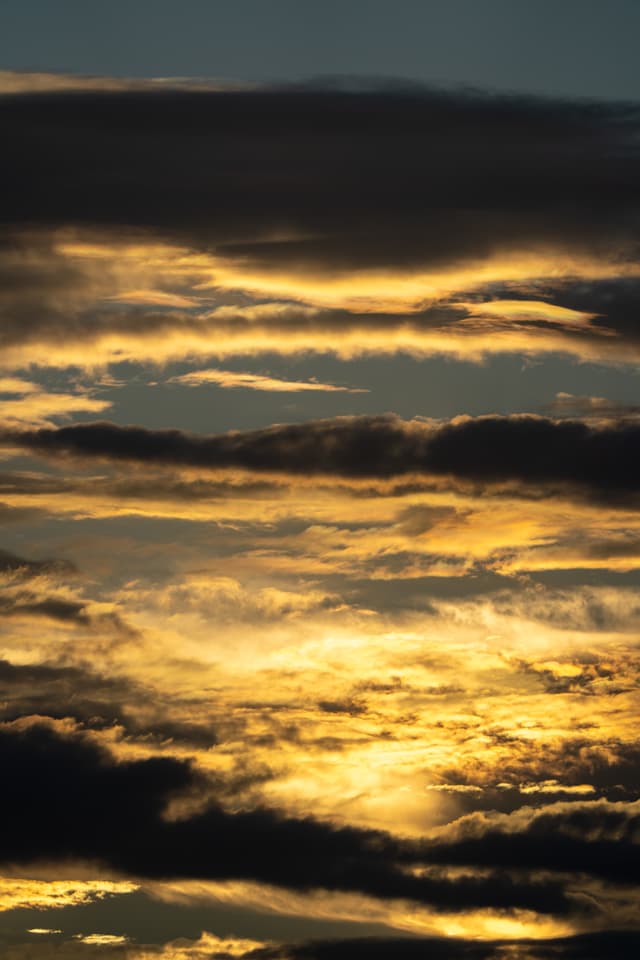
3 0 640 98
1 3 640 959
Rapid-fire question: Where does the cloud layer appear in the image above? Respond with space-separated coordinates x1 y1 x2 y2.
3 86 639 273
4 414 639 501
1 76 640 959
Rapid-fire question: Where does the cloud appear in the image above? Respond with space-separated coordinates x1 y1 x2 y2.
546 393 640 420
249 931 640 960
0 378 41 395
426 799 640 886
0 389 111 428
0 721 573 917
0 87 639 370
0 468 284 514
168 369 367 394
0 659 218 749
4 929 640 960
127 574 341 624
0 547 139 641
0 593 91 624
0 234 638 369
425 733 640 818
0 582 135 634
0 877 135 913
2 78 640 956
0 70 249 95
0 375 111 431
3 86 639 275
4 414 640 502
203 935 502 960
0 547 75 577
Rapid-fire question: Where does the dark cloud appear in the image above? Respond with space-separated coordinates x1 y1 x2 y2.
0 587 138 636
0 659 218 749
553 277 640 344
555 742 640 798
0 232 102 346
520 932 640 960
0 547 105 626
5 930 640 960
426 801 640 887
0 545 143 637
4 414 640 502
0 593 90 623
419 416 640 497
531 568 640 589
465 275 640 351
0 88 639 372
0 546 76 577
251 931 640 960
252 936 514 960
0 470 283 512
0 722 571 916
0 472 71 496
431 737 640 819
2 87 639 273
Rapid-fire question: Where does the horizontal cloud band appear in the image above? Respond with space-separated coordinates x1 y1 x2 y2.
2 87 640 273
0 722 570 915
2 414 638 496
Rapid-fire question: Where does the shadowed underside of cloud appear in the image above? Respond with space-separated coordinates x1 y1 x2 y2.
0 238 636 366
427 801 640 886
0 660 218 748
0 547 140 633
3 415 639 500
0 547 75 577
5 931 640 960
0 594 91 624
0 722 578 916
4 930 640 960
0 86 640 369
3 722 640 926
1 86 639 274
251 931 640 960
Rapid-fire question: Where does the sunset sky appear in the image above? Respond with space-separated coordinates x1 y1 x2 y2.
1 2 640 958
